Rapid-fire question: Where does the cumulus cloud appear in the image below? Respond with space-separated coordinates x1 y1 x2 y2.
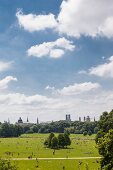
57 0 113 38
89 56 113 78
16 1 113 38
0 93 52 105
27 37 75 58
0 61 12 72
16 9 57 32
0 76 17 89
57 82 100 95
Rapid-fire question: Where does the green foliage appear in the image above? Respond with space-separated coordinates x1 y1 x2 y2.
0 159 17 170
44 133 71 149
94 127 99 134
0 123 23 137
64 132 71 147
58 134 66 148
0 119 98 138
98 130 113 170
83 131 87 136
51 136 58 149
87 130 92 136
48 133 55 147
96 110 113 169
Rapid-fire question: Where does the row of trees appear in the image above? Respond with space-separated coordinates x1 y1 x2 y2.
44 132 71 149
39 121 98 135
0 120 98 137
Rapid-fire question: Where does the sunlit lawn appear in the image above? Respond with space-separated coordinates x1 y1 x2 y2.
0 134 100 169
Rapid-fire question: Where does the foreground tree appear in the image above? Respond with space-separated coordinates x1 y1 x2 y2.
98 130 113 170
96 110 113 170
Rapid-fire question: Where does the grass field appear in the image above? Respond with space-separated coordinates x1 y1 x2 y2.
0 134 101 169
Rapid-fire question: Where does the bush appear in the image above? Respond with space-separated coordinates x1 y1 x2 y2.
0 159 17 170
83 131 87 136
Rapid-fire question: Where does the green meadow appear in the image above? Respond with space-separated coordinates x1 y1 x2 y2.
0 134 101 169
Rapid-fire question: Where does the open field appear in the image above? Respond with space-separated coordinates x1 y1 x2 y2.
13 159 100 170
0 134 101 169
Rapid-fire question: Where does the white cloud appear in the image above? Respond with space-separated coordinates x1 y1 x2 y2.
50 49 64 58
0 61 12 72
1 84 113 123
0 93 52 105
57 82 100 95
16 1 113 38
27 37 75 58
78 70 87 75
57 0 113 38
45 85 55 91
0 76 17 89
16 9 57 32
89 56 113 78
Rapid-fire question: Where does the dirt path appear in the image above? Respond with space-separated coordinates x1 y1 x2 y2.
5 157 101 161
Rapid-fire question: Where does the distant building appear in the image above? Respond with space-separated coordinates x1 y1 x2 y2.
84 116 86 122
66 114 71 121
27 117 29 123
18 117 23 123
86 116 90 122
79 117 81 122
94 117 96 122
16 117 39 125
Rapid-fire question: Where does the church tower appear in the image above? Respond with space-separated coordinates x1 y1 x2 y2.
27 117 29 123
37 117 39 124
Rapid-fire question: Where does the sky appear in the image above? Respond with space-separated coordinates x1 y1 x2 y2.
0 0 113 123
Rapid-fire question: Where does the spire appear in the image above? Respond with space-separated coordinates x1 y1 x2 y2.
27 117 29 123
94 117 96 122
37 117 39 124
79 117 81 122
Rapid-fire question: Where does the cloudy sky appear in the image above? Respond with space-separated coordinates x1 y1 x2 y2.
0 0 113 123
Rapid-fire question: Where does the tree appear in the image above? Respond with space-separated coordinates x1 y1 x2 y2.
96 110 113 143
87 130 92 136
94 127 99 134
96 110 113 169
31 125 39 133
98 130 113 170
51 136 58 149
48 133 54 147
64 133 71 147
83 131 87 136
58 134 65 148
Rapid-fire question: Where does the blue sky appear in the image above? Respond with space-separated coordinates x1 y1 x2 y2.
0 0 113 123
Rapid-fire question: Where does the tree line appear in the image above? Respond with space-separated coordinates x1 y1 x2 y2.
0 119 98 137
0 120 98 137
